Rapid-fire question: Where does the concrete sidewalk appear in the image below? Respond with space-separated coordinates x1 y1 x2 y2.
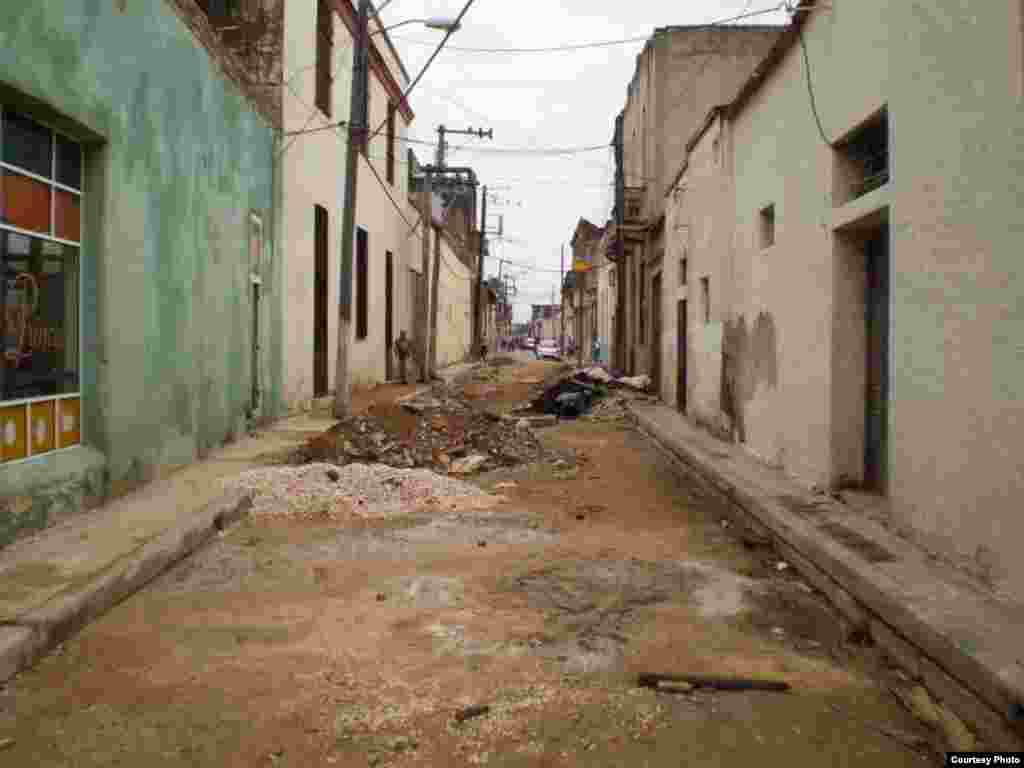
0 411 336 683
630 401 1024 750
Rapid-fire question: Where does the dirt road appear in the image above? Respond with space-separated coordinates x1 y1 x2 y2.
0 360 934 766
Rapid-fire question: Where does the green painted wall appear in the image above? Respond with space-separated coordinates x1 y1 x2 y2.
0 0 283 504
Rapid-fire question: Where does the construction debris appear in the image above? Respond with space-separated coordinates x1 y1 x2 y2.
454 704 491 724
222 463 489 520
301 383 545 475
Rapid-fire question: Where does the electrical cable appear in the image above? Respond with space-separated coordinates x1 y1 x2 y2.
389 4 787 53
366 0 479 145
793 5 834 147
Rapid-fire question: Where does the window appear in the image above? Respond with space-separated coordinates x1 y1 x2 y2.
386 103 396 185
759 204 775 249
196 0 239 23
315 0 333 118
679 255 687 286
1 108 82 463
701 277 710 323
355 227 368 340
834 107 889 205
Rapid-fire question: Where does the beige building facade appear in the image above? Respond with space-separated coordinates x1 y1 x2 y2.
610 25 782 380
657 1 1024 591
281 0 418 407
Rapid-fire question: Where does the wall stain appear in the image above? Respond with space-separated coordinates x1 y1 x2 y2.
721 311 778 444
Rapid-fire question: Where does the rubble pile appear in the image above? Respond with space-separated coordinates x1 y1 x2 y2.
299 383 546 476
223 463 489 520
303 413 418 468
405 384 545 473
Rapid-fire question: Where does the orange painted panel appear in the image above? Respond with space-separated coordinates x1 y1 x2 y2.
1 171 51 235
54 190 80 243
57 398 80 448
0 404 28 463
29 400 55 455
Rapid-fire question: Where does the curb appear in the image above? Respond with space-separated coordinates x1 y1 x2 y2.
0 489 253 685
630 404 1024 749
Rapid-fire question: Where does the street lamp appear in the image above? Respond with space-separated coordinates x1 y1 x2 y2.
372 17 461 35
334 2 460 417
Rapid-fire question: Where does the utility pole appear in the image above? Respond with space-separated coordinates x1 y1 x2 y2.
417 164 433 382
333 0 370 417
560 244 565 357
474 184 487 357
426 125 491 368
577 278 584 368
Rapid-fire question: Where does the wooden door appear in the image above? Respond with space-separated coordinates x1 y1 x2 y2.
677 300 687 412
313 206 329 397
651 274 662 395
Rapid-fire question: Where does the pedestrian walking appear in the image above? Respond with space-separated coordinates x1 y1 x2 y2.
394 330 411 384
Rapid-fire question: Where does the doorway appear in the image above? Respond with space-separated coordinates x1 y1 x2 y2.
864 225 890 493
677 300 687 412
650 273 662 395
385 250 394 381
249 214 264 416
313 206 329 397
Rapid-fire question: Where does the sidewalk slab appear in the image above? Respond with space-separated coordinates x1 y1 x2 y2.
630 401 1024 749
0 412 334 683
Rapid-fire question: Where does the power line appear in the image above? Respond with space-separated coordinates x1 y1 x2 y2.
389 4 787 54
792 4 834 147
366 0 479 145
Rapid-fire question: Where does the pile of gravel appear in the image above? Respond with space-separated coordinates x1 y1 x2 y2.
223 462 489 520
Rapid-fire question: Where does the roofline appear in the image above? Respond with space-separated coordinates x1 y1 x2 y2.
725 1 815 120
334 0 415 123
660 2 816 199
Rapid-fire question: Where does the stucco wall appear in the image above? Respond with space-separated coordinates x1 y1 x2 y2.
434 233 472 369
281 2 352 409
0 0 280 496
728 2 890 485
885 0 1024 586
716 1 1023 588
661 114 734 431
348 56 416 389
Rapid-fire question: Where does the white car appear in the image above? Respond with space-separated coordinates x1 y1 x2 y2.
536 340 561 359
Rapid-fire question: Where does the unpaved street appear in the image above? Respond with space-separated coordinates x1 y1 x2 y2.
0 360 934 766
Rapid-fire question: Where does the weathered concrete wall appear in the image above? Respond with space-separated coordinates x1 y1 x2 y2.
661 113 734 432
618 26 781 381
435 233 472 369
653 27 781 222
348 52 416 389
0 0 280 513
281 2 352 409
728 1 889 484
885 0 1024 589
717 1 1024 590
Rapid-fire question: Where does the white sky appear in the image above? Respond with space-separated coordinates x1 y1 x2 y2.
379 0 787 324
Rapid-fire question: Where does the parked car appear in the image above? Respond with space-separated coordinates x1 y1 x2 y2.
536 340 561 360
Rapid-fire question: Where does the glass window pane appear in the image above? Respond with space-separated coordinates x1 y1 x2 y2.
2 232 80 402
1 170 52 235
55 190 80 242
2 110 53 179
55 134 81 190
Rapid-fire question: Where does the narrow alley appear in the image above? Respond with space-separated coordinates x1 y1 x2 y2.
0 359 936 766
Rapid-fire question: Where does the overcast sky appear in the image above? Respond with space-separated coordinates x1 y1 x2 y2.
378 0 787 324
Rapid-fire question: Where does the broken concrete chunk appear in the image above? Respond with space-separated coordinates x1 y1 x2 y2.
454 704 490 723
450 454 488 475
